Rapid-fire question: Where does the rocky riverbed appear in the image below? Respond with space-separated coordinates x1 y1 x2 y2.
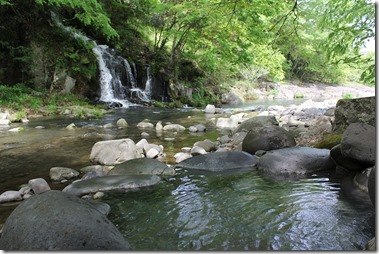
0 83 375 250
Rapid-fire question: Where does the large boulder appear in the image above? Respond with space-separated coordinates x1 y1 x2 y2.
234 115 278 133
340 123 376 165
221 91 243 105
242 126 296 155
257 147 335 176
0 190 132 250
330 144 370 172
176 151 257 174
90 138 138 165
62 175 161 196
108 158 175 176
332 96 375 133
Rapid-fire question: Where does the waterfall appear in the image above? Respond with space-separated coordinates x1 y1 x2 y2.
51 12 152 108
145 65 152 97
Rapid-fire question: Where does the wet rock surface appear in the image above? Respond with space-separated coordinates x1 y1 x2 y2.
0 190 132 250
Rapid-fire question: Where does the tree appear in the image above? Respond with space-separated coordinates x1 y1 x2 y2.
320 0 375 85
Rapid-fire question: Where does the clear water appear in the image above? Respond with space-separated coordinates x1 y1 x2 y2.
0 103 375 250
102 171 374 251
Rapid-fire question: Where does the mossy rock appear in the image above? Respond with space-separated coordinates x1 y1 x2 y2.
313 133 342 149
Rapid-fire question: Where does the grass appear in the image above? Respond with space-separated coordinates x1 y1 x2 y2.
0 84 105 118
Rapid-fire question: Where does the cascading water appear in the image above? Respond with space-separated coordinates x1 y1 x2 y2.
145 65 152 97
51 12 152 107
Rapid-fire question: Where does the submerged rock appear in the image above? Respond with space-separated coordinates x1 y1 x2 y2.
49 167 79 182
62 175 161 196
108 158 175 176
257 146 335 176
176 151 257 174
0 190 132 250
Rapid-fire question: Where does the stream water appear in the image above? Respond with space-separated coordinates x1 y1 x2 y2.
0 102 375 250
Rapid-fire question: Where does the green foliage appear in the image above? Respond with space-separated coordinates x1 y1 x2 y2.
320 0 375 85
35 0 118 40
0 84 42 110
342 93 353 99
294 93 304 99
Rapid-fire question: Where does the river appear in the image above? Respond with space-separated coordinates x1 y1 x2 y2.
0 100 375 250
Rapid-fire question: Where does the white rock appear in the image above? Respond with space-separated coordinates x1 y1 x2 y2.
136 139 149 149
8 127 23 132
141 132 150 138
0 119 10 125
205 104 216 114
137 121 154 129
216 117 239 130
0 191 22 203
188 126 198 133
155 121 163 132
175 153 192 163
103 123 114 128
146 148 160 159
181 147 192 153
190 146 207 156
66 123 76 130
116 118 128 128
93 192 105 199
163 124 185 132
28 178 51 194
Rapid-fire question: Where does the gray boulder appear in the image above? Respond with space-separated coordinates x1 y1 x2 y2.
90 138 137 165
332 96 375 133
242 126 296 155
234 115 278 133
49 167 79 182
258 147 335 176
62 175 161 196
176 151 257 174
340 123 375 165
108 158 175 176
221 91 243 105
0 190 132 250
330 144 370 172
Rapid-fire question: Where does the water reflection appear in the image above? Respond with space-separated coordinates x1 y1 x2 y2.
103 171 374 251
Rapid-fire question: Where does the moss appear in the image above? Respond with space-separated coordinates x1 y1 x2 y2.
313 133 342 149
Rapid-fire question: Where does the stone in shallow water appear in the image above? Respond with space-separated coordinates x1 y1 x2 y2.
62 174 161 196
108 157 175 176
176 151 257 174
0 190 131 250
257 146 335 176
